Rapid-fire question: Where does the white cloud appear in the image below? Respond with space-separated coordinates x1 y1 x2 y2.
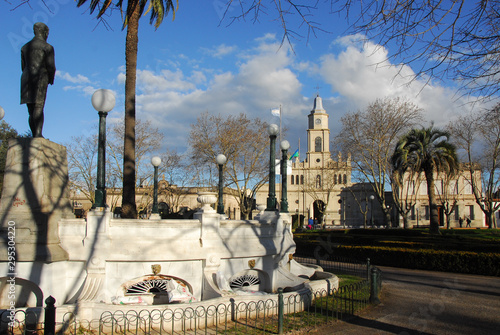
202 44 237 58
131 36 308 152
318 35 480 128
111 34 490 155
57 70 91 84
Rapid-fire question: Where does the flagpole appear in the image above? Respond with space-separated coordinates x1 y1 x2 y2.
279 104 282 204
297 138 301 226
279 104 282 144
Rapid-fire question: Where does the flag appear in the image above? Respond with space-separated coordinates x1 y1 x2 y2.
289 149 299 160
271 108 280 117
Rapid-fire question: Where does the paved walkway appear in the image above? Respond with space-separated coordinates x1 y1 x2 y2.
309 267 500 334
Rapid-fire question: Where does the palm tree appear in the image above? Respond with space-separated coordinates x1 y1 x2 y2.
391 126 459 234
77 0 178 218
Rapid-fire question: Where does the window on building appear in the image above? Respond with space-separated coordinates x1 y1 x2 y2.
464 180 473 194
334 175 337 184
315 137 322 152
420 181 427 195
454 205 459 220
409 181 415 195
467 205 475 220
300 175 304 184
296 175 299 185
291 175 294 185
448 180 458 195
316 175 321 188
411 206 416 220
343 174 347 184
436 180 443 195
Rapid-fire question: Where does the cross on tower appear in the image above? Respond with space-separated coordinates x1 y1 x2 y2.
314 85 321 95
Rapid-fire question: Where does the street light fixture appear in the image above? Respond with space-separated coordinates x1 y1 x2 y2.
280 140 290 213
369 194 375 227
91 89 115 208
216 154 227 215
266 124 279 211
150 156 162 219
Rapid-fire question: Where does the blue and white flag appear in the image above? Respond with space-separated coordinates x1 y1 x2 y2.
289 149 299 160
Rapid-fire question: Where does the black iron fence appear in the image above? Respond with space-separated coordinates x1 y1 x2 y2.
294 255 371 280
1 258 382 334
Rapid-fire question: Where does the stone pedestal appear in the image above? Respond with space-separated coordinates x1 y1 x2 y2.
0 138 72 262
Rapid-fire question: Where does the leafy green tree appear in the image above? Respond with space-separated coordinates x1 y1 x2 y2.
391 126 459 234
76 0 178 218
0 121 19 197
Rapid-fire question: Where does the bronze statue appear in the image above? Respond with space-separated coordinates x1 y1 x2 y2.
21 22 56 138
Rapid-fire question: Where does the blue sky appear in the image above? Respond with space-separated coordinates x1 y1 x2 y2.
0 0 489 158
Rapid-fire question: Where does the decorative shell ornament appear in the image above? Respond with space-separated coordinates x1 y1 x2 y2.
248 259 256 269
151 264 161 275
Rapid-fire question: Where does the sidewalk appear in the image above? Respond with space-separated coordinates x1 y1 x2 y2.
306 267 500 334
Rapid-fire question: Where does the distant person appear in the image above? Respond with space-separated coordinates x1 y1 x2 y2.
308 217 313 229
466 217 472 227
459 217 463 228
21 22 56 138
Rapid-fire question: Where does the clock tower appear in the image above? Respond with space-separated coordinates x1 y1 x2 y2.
306 95 330 167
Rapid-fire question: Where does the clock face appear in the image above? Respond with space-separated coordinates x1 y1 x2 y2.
315 118 321 125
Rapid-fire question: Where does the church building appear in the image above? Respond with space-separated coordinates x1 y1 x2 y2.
256 95 355 228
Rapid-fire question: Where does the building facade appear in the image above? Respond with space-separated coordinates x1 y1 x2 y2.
70 94 487 228
392 168 485 228
255 95 486 229
256 95 354 228
71 177 243 220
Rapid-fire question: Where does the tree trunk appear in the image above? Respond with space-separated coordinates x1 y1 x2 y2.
425 169 440 234
487 211 496 229
121 1 140 219
402 213 408 229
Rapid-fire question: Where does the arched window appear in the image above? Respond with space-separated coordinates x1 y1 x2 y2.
291 175 294 184
315 137 322 152
296 175 299 185
343 174 347 184
300 175 304 184
316 175 322 188
334 175 337 184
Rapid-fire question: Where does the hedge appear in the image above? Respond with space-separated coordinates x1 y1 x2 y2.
295 242 500 277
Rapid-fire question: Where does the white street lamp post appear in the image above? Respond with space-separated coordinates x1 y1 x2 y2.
280 140 290 213
369 195 375 227
216 154 227 215
92 89 115 209
266 124 279 211
151 156 162 219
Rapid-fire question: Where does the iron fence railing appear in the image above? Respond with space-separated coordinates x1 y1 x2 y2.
294 255 371 279
1 257 381 334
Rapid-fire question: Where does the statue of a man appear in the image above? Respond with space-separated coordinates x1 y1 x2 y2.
21 22 56 138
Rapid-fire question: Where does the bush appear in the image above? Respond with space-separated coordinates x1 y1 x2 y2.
306 245 500 276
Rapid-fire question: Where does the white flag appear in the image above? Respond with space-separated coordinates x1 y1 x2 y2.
271 108 280 117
